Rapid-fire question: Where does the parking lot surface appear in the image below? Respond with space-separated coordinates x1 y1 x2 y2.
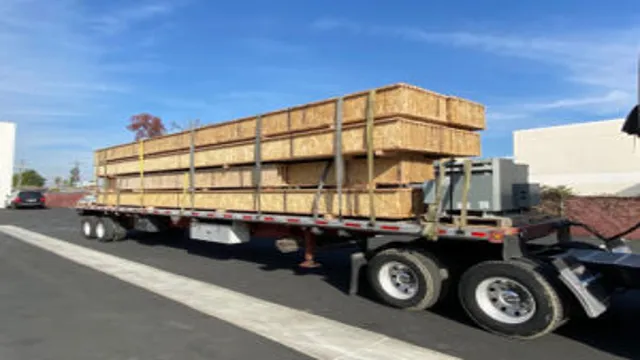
1 208 639 359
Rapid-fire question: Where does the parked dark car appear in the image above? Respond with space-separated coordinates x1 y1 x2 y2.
5 190 47 209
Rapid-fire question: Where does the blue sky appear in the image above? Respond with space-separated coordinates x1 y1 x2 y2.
1 0 638 181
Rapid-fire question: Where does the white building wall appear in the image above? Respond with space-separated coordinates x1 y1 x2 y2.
0 122 16 208
514 118 640 196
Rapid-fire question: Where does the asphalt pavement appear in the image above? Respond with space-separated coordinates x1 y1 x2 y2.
1 208 639 360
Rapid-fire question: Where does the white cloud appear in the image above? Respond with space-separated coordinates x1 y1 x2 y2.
312 18 639 126
310 18 363 33
0 0 176 180
91 2 175 36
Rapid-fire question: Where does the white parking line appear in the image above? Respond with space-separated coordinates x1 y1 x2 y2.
0 225 459 360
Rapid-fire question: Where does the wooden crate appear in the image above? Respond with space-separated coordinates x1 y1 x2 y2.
96 83 484 163
97 188 423 219
447 97 486 130
96 118 480 176
105 156 434 190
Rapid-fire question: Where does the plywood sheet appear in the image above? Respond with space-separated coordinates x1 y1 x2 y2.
97 188 423 219
105 156 434 190
96 83 484 162
447 97 486 130
96 118 480 176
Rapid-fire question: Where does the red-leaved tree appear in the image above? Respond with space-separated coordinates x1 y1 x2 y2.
127 113 166 140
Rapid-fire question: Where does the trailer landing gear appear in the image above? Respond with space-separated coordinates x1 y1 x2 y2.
299 231 321 268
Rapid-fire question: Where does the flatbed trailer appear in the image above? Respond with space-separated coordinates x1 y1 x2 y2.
75 199 640 340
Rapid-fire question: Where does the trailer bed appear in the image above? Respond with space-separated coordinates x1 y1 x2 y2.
76 203 561 244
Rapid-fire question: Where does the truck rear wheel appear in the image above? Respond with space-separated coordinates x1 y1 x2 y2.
367 248 446 311
96 217 128 242
81 216 98 239
458 260 565 339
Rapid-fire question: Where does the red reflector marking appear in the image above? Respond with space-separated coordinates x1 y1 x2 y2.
154 211 159 214
437 229 447 235
287 218 300 223
315 220 328 225
207 213 215 217
243 215 253 220
489 231 505 243
471 232 488 238
164 211 171 215
380 225 400 231
345 222 361 228
264 216 275 221
223 214 233 219
192 212 200 216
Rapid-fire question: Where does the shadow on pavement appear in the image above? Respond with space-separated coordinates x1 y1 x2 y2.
556 293 640 359
128 231 640 359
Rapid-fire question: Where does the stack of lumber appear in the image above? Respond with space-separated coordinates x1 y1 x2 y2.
95 83 485 219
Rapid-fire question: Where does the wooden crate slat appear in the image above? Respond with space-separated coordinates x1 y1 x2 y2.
97 188 423 219
96 118 480 177
96 83 484 163
105 156 435 190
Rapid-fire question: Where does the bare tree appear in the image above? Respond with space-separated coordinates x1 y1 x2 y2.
127 113 167 140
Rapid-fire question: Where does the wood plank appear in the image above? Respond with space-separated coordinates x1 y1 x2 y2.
96 83 484 162
97 188 423 219
446 97 486 131
96 118 480 176
105 156 434 190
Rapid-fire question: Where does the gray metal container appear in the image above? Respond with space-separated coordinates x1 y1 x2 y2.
422 158 540 213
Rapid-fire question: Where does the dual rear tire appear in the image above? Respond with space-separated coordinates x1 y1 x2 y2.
81 216 127 242
458 260 565 339
367 248 566 339
367 248 448 311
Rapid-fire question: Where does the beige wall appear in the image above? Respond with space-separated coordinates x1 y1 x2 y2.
513 119 640 196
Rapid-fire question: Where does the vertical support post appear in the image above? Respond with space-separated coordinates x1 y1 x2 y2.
422 160 446 240
334 97 344 219
254 115 262 215
138 139 145 207
116 176 121 210
459 159 472 227
312 160 333 220
189 120 197 210
366 90 376 224
181 172 189 212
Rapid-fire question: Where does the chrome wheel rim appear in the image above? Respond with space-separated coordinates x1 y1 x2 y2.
378 261 419 300
475 276 536 324
95 222 105 239
83 221 92 236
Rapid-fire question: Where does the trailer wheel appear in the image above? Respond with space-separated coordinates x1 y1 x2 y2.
80 216 98 239
459 260 564 339
113 221 128 241
368 248 445 311
96 217 116 242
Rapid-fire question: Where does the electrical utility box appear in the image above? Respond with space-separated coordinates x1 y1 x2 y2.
422 158 541 213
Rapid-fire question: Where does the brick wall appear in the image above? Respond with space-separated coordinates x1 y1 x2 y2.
565 197 640 240
44 192 88 208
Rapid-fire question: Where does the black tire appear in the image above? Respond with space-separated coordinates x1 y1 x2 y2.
80 216 98 239
458 260 565 339
367 248 446 311
96 217 116 242
113 221 128 241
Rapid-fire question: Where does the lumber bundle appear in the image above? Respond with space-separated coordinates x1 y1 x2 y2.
94 83 486 219
97 188 423 219
107 156 434 191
